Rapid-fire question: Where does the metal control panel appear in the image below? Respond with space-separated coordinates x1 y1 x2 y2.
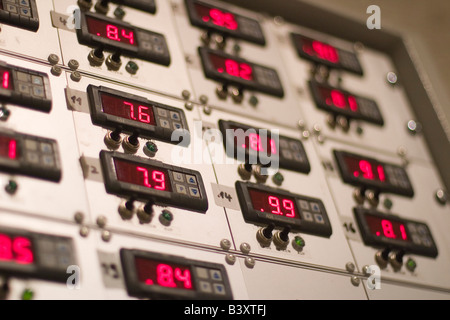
0 0 449 302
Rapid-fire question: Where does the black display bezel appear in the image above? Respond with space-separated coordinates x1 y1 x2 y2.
235 181 332 237
308 80 384 126
0 129 61 182
76 11 170 66
353 207 438 258
0 61 52 113
110 0 156 14
333 150 414 197
121 248 233 300
218 119 310 174
198 47 284 98
185 0 265 45
100 151 208 213
0 0 39 32
290 33 363 76
0 227 76 283
87 85 190 145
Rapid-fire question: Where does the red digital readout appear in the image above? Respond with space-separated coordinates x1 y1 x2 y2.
208 53 253 81
86 16 137 46
0 233 34 264
100 93 156 125
301 37 339 64
0 67 12 90
0 135 18 160
344 155 387 182
194 3 238 30
242 133 277 155
135 257 194 290
365 214 409 241
319 87 358 112
113 158 171 192
249 188 298 219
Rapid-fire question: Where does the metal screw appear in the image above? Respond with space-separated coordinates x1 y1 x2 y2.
386 71 398 85
70 71 82 82
48 54 59 65
96 215 107 228
184 102 194 111
101 230 112 242
220 239 232 251
362 265 371 275
68 59 79 71
199 95 209 105
203 105 212 115
301 130 310 140
397 146 407 158
316 135 325 144
350 276 361 287
345 262 356 273
312 124 321 135
273 16 285 26
244 256 255 268
240 242 251 254
181 90 191 100
407 120 422 135
50 66 62 76
225 254 236 265
74 212 84 224
435 189 448 205
79 225 89 237
297 120 306 131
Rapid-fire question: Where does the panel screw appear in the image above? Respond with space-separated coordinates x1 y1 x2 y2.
50 66 62 76
297 120 306 131
203 105 212 115
184 102 194 111
345 262 356 273
240 242 251 254
435 189 448 205
244 256 255 268
96 215 107 228
47 54 59 65
101 230 112 242
79 225 89 237
74 212 84 224
68 59 79 71
386 71 398 85
407 120 422 135
362 265 371 275
70 71 82 82
199 95 209 105
301 130 310 140
220 239 232 251
225 254 236 265
181 90 191 100
350 276 360 287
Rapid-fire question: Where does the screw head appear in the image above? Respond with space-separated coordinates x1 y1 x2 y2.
181 90 191 100
386 72 398 85
101 230 112 242
407 120 422 135
96 215 107 228
225 254 236 265
50 66 62 76
68 59 79 71
184 102 194 111
350 276 361 287
345 262 356 273
220 239 232 251
435 189 448 205
240 242 251 254
79 225 89 237
74 212 84 224
48 54 59 65
244 256 255 268
70 71 82 82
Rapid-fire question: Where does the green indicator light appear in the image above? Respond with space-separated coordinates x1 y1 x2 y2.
406 258 417 271
21 288 34 300
272 172 284 186
161 210 173 222
146 142 158 152
125 61 139 75
294 236 305 247
5 180 18 194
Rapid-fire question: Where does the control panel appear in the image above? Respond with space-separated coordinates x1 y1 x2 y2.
0 0 448 302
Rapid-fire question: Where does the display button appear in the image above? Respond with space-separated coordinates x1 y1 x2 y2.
175 184 187 195
302 211 313 222
293 152 303 162
314 214 325 224
157 108 168 118
172 172 184 183
159 119 170 129
169 111 180 121
40 142 53 153
26 152 39 164
195 267 209 279
298 200 310 211
5 4 18 14
42 155 55 167
19 0 30 6
172 122 182 130
18 83 31 95
213 283 226 295
24 139 38 151
16 71 30 82
19 6 31 17
310 202 321 213
31 75 43 86
189 187 200 198
186 175 197 185
32 86 45 98
281 149 293 160
199 281 213 293
210 270 223 281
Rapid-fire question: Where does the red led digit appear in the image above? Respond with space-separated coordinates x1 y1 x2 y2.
138 106 151 124
13 237 33 264
8 139 17 160
0 234 13 261
400 224 408 241
312 41 339 63
174 268 193 289
2 71 10 89
106 24 120 41
331 90 347 108
156 264 176 288
270 139 277 155
225 59 239 77
121 29 135 45
248 133 261 152
224 12 238 30
152 171 165 190
348 95 358 112
209 8 238 30
381 219 396 239
124 101 136 120
137 167 152 188
283 199 295 218
268 196 282 215
239 63 253 80
359 160 374 180
377 165 386 182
